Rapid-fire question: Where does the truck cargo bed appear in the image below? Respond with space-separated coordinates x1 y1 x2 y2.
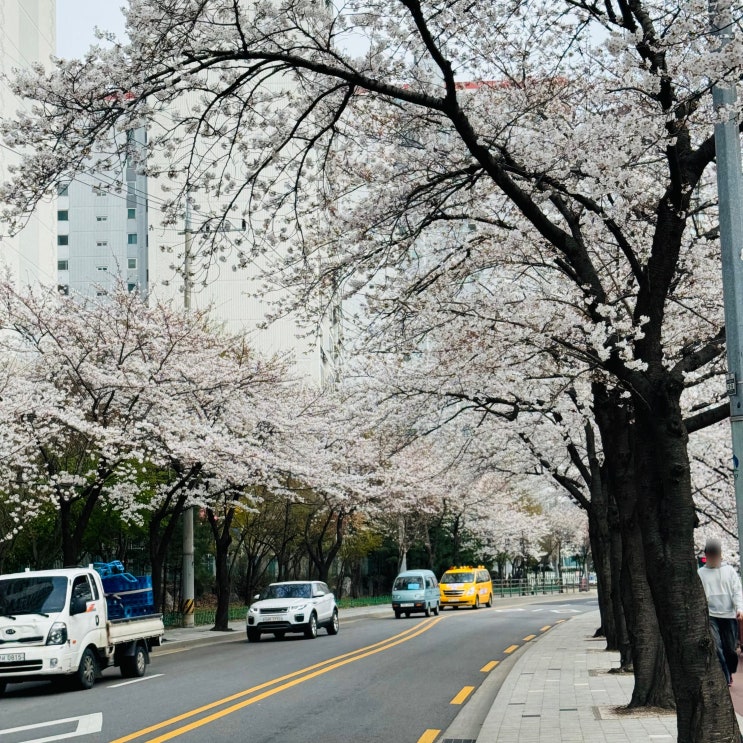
107 614 164 645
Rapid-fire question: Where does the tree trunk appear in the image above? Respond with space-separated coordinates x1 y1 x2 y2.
633 390 739 742
606 499 633 670
208 507 235 632
587 489 617 647
594 385 674 708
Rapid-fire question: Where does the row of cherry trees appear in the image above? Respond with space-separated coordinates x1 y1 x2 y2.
2 0 741 738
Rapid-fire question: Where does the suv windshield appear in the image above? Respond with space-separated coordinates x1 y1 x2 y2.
441 572 474 584
263 583 312 600
0 576 68 615
393 576 424 590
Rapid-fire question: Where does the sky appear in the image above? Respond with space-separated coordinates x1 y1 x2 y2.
57 1 127 59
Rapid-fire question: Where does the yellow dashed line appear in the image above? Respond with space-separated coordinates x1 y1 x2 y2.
523 634 536 641
481 660 499 672
417 730 441 743
540 625 551 632
451 686 475 705
504 644 519 654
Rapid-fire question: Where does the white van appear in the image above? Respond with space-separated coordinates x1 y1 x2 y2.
391 569 439 618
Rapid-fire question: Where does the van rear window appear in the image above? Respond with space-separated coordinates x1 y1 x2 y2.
441 572 474 584
394 577 424 590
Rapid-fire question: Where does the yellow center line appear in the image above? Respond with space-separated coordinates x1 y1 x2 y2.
109 618 439 743
523 634 536 641
504 644 519 654
450 686 475 705
143 617 445 743
481 660 499 672
540 625 551 632
417 730 441 743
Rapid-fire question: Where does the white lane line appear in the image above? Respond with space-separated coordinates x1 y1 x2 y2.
0 713 102 742
107 674 164 688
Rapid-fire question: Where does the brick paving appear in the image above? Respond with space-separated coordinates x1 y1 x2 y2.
477 610 680 742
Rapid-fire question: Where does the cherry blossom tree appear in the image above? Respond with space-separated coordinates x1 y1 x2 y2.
1 1 741 737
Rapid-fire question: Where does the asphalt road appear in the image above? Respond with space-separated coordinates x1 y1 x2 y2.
0 595 597 743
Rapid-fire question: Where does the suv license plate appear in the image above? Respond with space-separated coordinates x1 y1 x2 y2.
0 652 25 662
401 603 414 607
263 616 283 622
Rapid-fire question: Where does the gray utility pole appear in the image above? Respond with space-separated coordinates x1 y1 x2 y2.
181 196 195 628
710 0 743 566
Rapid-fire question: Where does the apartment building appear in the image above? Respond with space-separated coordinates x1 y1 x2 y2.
57 130 148 297
0 0 56 285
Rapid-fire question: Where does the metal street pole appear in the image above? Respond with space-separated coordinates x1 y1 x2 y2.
710 0 743 567
181 197 195 628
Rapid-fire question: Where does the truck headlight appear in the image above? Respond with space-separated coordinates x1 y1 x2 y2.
466 587 475 596
46 622 68 645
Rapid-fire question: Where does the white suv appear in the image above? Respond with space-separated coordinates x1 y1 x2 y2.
246 581 339 642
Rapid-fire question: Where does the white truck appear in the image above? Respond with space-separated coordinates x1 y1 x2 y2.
0 566 164 693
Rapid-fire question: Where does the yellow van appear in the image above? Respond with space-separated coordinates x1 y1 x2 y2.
439 566 493 609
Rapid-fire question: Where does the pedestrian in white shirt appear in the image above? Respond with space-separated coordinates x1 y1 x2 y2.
698 539 743 686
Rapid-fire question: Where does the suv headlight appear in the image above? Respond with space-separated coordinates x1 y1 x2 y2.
46 622 68 645
248 606 259 614
290 603 308 611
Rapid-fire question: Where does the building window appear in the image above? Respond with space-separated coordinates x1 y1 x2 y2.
127 283 137 293
96 265 108 272
127 233 138 245
128 208 136 220
96 216 108 222
58 285 69 295
96 241 108 247
128 258 137 269
57 235 68 246
57 183 69 196
57 210 69 221
57 260 69 271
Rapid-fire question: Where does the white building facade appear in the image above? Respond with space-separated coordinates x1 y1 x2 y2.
0 0 56 285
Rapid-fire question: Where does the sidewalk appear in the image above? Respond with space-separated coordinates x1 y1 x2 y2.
477 610 678 742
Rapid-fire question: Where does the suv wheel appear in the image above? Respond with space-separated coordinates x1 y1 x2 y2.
247 629 261 642
327 609 339 635
394 609 401 619
485 593 493 608
304 613 318 639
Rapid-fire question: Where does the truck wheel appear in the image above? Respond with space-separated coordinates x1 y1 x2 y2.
424 604 431 617
77 647 98 690
394 609 401 619
121 644 147 678
246 629 261 642
433 602 439 616
474 596 481 610
327 609 339 635
486 594 493 608
304 613 318 639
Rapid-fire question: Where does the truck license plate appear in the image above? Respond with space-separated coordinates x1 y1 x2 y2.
0 652 25 662
401 603 414 607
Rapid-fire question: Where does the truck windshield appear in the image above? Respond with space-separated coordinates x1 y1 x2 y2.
441 572 474 584
393 576 424 590
0 576 68 615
